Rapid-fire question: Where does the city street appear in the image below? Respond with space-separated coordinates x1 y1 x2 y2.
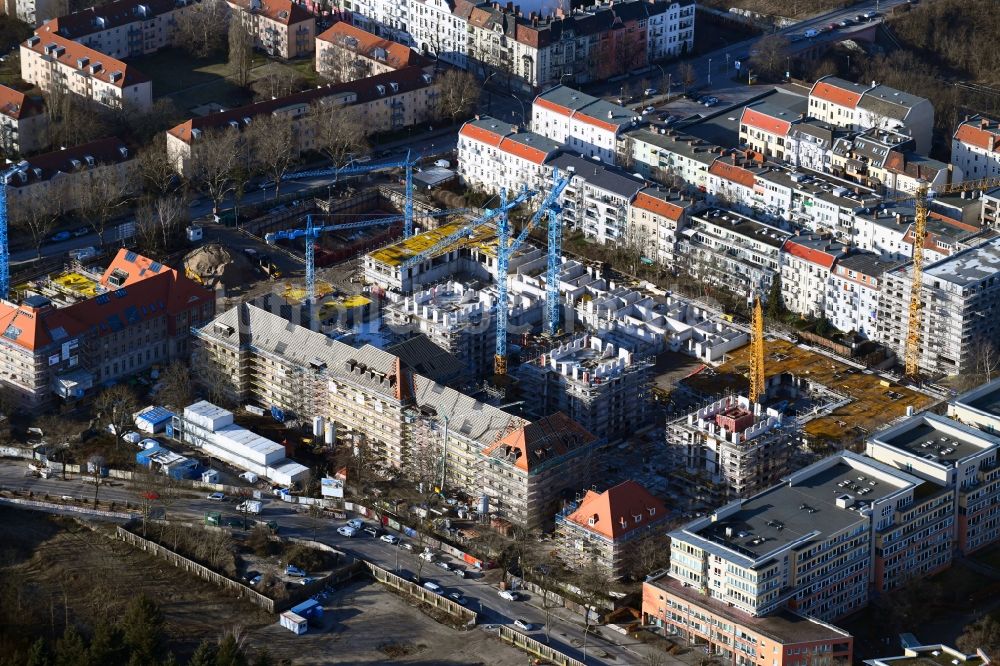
0 461 676 666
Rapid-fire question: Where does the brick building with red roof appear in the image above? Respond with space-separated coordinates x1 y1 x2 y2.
0 249 214 407
555 480 669 577
316 23 431 81
227 0 316 59
952 115 1000 182
0 84 47 155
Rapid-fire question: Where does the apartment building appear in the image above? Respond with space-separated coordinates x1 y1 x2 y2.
754 169 873 240
784 118 848 173
480 412 599 530
825 251 897 339
10 0 61 26
407 0 472 68
195 300 599 529
876 237 1000 377
738 103 799 162
666 394 794 505
532 86 638 164
667 451 929 621
0 84 47 156
619 127 723 191
627 185 699 265
953 115 1000 182
807 76 933 154
515 334 649 442
227 0 316 59
554 480 668 577
457 115 562 196
0 249 213 407
642 574 854 666
316 22 430 81
867 411 1000 561
548 152 645 245
384 280 542 381
678 208 791 299
21 33 152 110
41 0 196 59
780 234 848 319
865 644 987 666
4 137 137 211
982 187 1000 229
167 66 439 175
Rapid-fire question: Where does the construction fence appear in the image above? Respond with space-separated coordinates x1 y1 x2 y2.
497 625 586 666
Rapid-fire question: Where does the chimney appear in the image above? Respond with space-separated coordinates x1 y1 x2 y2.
982 117 990 129
532 15 538 25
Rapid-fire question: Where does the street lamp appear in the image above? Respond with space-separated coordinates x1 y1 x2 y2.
708 58 712 86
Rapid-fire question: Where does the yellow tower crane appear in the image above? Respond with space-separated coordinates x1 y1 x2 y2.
902 176 1000 378
749 294 765 403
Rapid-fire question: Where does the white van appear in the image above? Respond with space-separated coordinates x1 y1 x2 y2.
423 581 443 594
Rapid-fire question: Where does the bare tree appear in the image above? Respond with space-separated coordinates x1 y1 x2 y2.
625 533 672 581
317 42 359 83
311 102 369 166
679 62 696 90
134 195 187 254
75 166 138 247
192 347 236 407
749 34 790 81
93 385 140 450
136 136 178 197
248 113 297 199
228 11 254 88
188 127 242 214
157 361 194 410
87 455 105 507
250 71 308 101
11 186 64 258
174 1 229 58
436 70 479 124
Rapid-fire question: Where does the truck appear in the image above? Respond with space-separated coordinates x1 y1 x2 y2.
237 500 262 515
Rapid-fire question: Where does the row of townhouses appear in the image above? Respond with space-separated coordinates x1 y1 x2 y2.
341 0 695 92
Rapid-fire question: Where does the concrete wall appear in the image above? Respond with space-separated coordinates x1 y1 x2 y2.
364 561 478 625
497 625 586 666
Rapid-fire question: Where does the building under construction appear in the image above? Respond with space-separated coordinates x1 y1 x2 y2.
515 334 650 443
666 393 794 505
384 279 543 382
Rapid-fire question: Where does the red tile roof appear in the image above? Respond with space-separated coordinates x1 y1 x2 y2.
168 66 434 144
22 33 148 88
741 107 791 137
564 480 666 540
498 136 549 165
0 249 212 352
574 112 622 135
632 191 685 220
0 85 42 121
708 160 756 189
482 412 596 473
534 96 572 118
226 0 312 25
954 118 1000 153
5 137 130 188
317 22 429 70
810 79 864 109
782 239 838 269
458 122 505 147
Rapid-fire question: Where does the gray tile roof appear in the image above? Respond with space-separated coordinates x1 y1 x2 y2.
836 251 900 277
858 85 928 120
411 375 527 446
548 152 646 198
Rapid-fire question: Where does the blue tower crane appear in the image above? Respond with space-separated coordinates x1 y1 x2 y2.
494 170 569 376
283 150 419 237
266 207 466 306
0 164 14 300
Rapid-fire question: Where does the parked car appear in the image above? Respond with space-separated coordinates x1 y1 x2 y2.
297 577 314 586
401 542 414 552
337 526 357 538
347 518 364 529
48 231 71 243
207 492 226 501
804 28 820 38
643 87 658 96
423 581 443 594
498 589 517 601
363 526 381 538
242 570 260 583
380 534 400 545
285 565 306 577
419 550 435 562
453 568 466 578
839 18 853 27
433 159 451 168
250 574 263 586
863 10 879 19
447 592 466 605
514 619 533 631
435 561 451 571
69 246 98 262
71 226 90 237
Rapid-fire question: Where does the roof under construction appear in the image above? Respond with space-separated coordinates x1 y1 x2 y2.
482 412 597 474
367 221 498 268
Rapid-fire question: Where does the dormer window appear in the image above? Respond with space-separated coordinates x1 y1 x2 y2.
587 513 598 526
633 513 642 524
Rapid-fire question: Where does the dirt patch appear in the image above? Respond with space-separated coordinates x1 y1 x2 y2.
0 506 272 660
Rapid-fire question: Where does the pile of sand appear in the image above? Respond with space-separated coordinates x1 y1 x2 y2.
183 244 256 292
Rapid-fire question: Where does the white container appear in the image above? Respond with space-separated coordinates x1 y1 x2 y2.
279 611 307 635
312 416 324 437
324 422 335 446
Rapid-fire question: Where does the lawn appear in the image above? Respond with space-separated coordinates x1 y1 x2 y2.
249 57 324 89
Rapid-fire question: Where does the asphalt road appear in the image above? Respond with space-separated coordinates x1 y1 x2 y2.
0 462 661 666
